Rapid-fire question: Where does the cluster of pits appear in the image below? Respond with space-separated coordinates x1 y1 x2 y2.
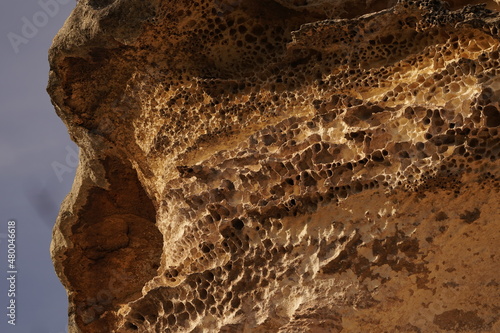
53 0 500 332
115 1 500 331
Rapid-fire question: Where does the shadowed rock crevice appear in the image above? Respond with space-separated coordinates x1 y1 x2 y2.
63 157 162 332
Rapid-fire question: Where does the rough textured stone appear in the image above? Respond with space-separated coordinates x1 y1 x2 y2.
48 0 500 332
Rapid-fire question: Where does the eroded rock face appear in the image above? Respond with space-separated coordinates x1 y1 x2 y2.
48 0 500 332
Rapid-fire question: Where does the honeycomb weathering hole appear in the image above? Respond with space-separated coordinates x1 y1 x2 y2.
63 157 162 332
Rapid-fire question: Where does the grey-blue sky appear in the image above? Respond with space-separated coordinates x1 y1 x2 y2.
1 1 76 332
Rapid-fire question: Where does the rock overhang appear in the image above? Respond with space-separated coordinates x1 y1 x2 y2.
48 0 500 332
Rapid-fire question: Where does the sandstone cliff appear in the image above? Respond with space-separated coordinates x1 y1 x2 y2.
48 0 500 332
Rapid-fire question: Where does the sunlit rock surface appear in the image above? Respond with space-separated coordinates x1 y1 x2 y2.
48 0 500 332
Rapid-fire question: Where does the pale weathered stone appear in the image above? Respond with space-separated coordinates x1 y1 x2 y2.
48 0 500 332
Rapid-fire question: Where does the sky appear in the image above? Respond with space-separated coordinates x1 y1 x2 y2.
0 1 77 332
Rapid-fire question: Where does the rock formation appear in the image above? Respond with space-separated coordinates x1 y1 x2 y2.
48 0 500 332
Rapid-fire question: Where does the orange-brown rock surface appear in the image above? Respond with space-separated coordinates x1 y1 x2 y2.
48 0 500 332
